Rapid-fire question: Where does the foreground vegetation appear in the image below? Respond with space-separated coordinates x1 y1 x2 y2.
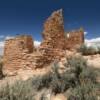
0 56 99 100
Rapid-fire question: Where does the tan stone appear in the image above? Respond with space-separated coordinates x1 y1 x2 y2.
65 28 84 49
3 35 34 73
40 9 65 49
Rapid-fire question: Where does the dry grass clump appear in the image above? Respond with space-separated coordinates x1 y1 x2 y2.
0 79 36 100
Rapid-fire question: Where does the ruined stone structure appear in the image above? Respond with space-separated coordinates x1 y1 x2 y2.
3 9 84 74
40 9 84 50
3 35 35 72
65 28 84 49
40 9 65 49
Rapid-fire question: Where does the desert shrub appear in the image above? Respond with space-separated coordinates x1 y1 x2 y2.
32 73 52 91
79 44 98 55
50 61 67 94
50 56 97 95
0 60 4 79
68 83 97 100
0 80 36 100
79 66 97 84
98 47 100 54
33 61 76 94
67 56 97 84
66 56 98 100
32 61 73 94
32 56 97 97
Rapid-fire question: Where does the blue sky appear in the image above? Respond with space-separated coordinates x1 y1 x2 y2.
0 0 100 55
0 0 100 41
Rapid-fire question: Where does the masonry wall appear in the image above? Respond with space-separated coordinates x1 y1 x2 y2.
40 9 65 50
65 30 84 49
3 35 34 72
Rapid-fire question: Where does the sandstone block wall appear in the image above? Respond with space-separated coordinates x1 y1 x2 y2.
38 9 66 67
40 9 65 50
3 35 34 72
65 29 84 49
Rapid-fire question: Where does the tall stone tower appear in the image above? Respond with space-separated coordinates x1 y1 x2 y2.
40 9 65 49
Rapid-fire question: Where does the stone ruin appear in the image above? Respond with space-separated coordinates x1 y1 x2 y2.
3 35 34 71
40 9 65 49
65 28 84 49
3 9 84 74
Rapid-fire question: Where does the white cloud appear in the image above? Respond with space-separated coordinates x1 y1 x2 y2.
85 37 100 43
34 41 41 47
85 37 100 47
0 35 14 55
5 36 14 40
84 31 88 35
0 41 4 47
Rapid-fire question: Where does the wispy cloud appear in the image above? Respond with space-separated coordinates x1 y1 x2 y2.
34 40 41 47
5 36 14 40
84 31 88 35
0 35 14 55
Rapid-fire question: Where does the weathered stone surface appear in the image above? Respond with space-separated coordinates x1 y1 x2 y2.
40 9 65 49
3 35 34 72
37 9 66 67
65 28 84 49
40 9 84 51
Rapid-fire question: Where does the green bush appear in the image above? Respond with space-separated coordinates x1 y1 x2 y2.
0 80 36 100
